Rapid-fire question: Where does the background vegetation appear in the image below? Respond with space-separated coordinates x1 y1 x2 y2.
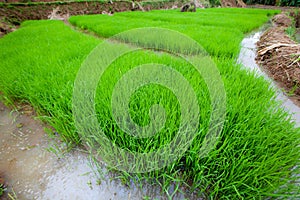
245 0 300 6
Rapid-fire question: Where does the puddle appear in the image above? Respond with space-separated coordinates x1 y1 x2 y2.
0 102 196 199
238 31 300 127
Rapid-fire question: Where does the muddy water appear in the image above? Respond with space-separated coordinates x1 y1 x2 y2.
0 103 146 199
0 102 193 200
238 31 300 127
0 102 138 199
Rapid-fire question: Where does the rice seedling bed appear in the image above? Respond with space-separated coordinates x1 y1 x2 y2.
0 8 299 199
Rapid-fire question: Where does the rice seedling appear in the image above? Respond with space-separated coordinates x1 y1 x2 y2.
0 20 100 144
0 8 299 199
69 8 280 57
0 184 6 196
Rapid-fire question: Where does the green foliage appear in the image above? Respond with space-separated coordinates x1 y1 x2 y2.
70 8 279 57
0 20 100 144
286 26 296 38
208 0 221 6
246 0 300 6
0 184 5 196
0 8 299 199
280 0 300 6
245 0 276 5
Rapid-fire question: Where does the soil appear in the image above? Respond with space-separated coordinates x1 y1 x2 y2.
221 0 246 8
256 12 300 107
272 13 293 27
0 1 182 36
0 1 131 24
0 1 180 24
0 18 16 37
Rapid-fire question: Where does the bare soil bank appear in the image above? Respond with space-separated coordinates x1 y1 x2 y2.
0 1 180 36
1 1 179 23
256 12 300 107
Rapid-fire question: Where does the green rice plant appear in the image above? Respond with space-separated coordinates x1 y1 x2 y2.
0 184 5 196
0 8 299 199
69 8 280 57
70 14 243 57
286 26 296 41
69 8 280 33
0 20 100 144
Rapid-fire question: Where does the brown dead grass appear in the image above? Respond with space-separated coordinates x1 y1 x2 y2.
256 13 300 106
